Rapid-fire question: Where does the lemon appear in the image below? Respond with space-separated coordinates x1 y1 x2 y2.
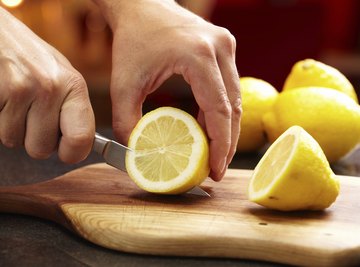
248 125 340 211
237 77 278 152
263 87 360 163
125 107 210 194
283 58 358 102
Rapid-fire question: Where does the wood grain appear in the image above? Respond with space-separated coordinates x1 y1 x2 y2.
0 163 359 267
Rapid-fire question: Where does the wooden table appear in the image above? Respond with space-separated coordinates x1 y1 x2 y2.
0 129 358 267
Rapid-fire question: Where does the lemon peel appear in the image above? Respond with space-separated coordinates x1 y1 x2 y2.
248 125 340 211
263 87 360 163
283 58 358 103
125 107 210 194
237 77 278 152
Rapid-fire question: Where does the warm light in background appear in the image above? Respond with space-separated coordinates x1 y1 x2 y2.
1 0 23 8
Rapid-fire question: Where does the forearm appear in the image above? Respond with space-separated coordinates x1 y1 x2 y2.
0 6 17 39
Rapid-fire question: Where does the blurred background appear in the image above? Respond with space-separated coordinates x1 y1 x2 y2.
2 0 360 127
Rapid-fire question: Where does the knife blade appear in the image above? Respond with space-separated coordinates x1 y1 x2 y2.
93 132 130 172
92 132 210 197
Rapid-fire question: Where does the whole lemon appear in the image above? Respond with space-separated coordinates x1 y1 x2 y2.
283 58 358 103
263 87 360 163
237 77 278 152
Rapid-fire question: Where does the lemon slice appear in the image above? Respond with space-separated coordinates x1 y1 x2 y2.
248 125 340 211
125 107 210 194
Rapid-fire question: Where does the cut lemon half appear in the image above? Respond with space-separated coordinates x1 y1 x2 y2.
125 107 210 194
248 125 340 211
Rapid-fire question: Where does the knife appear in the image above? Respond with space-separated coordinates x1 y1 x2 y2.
93 132 130 172
92 132 210 197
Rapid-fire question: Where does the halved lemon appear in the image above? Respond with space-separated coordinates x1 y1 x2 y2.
125 107 210 194
248 125 340 211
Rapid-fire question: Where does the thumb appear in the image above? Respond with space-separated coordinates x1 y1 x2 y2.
58 76 95 163
110 72 146 146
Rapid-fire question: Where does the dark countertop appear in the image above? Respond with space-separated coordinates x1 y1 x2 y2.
1 129 359 267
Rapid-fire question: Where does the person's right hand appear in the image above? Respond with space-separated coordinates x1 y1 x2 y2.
0 7 95 163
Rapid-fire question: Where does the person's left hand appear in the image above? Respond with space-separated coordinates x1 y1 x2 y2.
95 0 241 181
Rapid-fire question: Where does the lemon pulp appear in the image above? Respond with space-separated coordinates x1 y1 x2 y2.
126 107 210 194
251 134 294 194
134 117 193 181
248 125 340 211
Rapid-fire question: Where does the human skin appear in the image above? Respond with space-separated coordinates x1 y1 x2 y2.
0 7 95 163
93 0 242 181
0 0 241 181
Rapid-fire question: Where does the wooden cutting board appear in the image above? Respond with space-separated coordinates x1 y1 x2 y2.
0 163 359 267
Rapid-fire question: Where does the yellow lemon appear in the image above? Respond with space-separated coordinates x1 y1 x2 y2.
125 107 210 194
283 58 358 102
237 77 278 152
248 125 340 211
263 87 360 163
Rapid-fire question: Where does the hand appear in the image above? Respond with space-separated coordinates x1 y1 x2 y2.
0 7 95 163
95 0 241 181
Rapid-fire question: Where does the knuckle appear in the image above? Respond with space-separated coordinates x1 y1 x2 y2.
216 96 232 119
8 80 34 101
9 73 58 103
232 95 243 117
65 72 88 94
36 77 58 101
217 27 236 53
193 37 215 58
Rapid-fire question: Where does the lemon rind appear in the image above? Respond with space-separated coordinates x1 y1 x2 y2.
248 125 301 200
126 107 209 193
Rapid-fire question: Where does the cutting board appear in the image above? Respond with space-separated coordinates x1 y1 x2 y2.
0 163 359 267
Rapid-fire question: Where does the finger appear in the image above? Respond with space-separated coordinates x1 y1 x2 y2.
0 86 32 148
0 87 6 111
58 77 95 163
24 87 62 159
110 70 146 145
215 30 242 167
180 56 231 181
197 109 227 180
197 109 205 130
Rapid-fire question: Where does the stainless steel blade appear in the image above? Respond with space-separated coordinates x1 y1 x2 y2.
93 132 131 172
186 186 211 197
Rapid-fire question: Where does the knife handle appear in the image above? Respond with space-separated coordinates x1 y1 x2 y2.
93 132 110 155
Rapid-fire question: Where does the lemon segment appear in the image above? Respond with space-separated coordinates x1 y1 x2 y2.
283 58 358 102
126 107 210 194
237 77 278 152
248 126 340 211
